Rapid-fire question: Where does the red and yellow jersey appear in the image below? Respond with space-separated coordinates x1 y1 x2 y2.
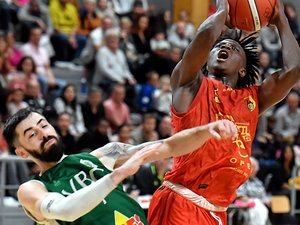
166 76 259 207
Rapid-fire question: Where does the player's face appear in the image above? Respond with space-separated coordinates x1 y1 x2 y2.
15 112 64 162
207 39 246 78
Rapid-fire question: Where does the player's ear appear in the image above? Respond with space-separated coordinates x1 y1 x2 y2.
15 147 29 158
239 68 246 77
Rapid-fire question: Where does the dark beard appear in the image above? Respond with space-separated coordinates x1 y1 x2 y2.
26 136 65 163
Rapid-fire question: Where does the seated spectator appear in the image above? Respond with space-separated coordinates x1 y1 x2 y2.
21 27 66 97
53 83 87 138
7 56 38 93
130 113 158 144
273 91 300 144
17 0 53 42
131 15 151 58
169 10 195 40
258 26 282 68
54 112 77 155
0 0 11 33
168 21 190 51
284 3 300 45
132 158 171 195
236 157 271 225
80 86 105 131
77 15 114 85
153 74 172 116
268 144 296 196
137 71 159 113
23 79 57 122
109 123 134 144
5 31 23 69
96 0 118 26
7 88 28 116
103 83 131 133
77 0 101 39
93 27 136 89
77 118 110 152
157 115 173 139
267 144 299 224
50 0 85 61
143 39 172 76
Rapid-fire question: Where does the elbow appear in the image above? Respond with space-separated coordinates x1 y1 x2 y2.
59 209 79 222
292 65 300 79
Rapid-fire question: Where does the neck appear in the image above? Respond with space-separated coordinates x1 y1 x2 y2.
37 155 65 174
207 74 235 87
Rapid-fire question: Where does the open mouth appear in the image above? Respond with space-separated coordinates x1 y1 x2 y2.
217 50 229 61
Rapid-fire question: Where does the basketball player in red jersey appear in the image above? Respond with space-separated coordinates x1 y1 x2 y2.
148 0 300 224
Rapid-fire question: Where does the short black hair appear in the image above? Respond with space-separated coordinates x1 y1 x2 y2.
3 107 39 152
204 29 260 89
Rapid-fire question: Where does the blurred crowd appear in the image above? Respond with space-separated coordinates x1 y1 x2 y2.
0 0 300 224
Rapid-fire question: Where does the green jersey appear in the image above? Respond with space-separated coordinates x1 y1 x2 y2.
33 153 148 225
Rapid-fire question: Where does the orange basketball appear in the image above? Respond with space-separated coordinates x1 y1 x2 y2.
228 0 276 32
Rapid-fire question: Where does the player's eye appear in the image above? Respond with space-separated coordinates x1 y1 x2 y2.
29 131 36 138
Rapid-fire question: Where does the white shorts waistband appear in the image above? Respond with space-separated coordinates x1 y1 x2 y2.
163 180 227 212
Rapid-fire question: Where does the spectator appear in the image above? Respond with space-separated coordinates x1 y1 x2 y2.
258 51 276 82
0 0 11 33
267 144 299 224
80 86 105 131
235 157 271 225
5 31 23 69
170 10 195 40
133 158 171 195
94 27 136 88
137 71 159 113
157 115 173 139
130 113 158 144
49 0 85 61
77 118 110 152
103 83 131 133
284 3 300 45
131 15 151 57
18 0 53 42
23 79 56 120
143 39 171 76
153 74 172 116
53 83 87 138
109 124 134 144
119 17 138 74
54 112 77 155
273 91 300 143
77 15 114 85
167 46 182 74
21 27 66 97
168 21 190 51
96 0 118 26
259 26 282 68
7 88 29 116
77 0 101 38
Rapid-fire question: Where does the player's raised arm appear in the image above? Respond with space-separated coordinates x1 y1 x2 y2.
171 0 229 90
259 0 300 114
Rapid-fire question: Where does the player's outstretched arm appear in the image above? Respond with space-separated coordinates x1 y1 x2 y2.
259 0 300 114
136 119 238 163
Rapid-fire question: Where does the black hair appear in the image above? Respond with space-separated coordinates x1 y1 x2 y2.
17 56 37 74
3 107 39 152
203 29 260 89
60 83 77 111
278 143 295 171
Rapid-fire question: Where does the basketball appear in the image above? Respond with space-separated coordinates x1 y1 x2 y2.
228 0 276 32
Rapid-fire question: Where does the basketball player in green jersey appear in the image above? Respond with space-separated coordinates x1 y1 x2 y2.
3 108 237 225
